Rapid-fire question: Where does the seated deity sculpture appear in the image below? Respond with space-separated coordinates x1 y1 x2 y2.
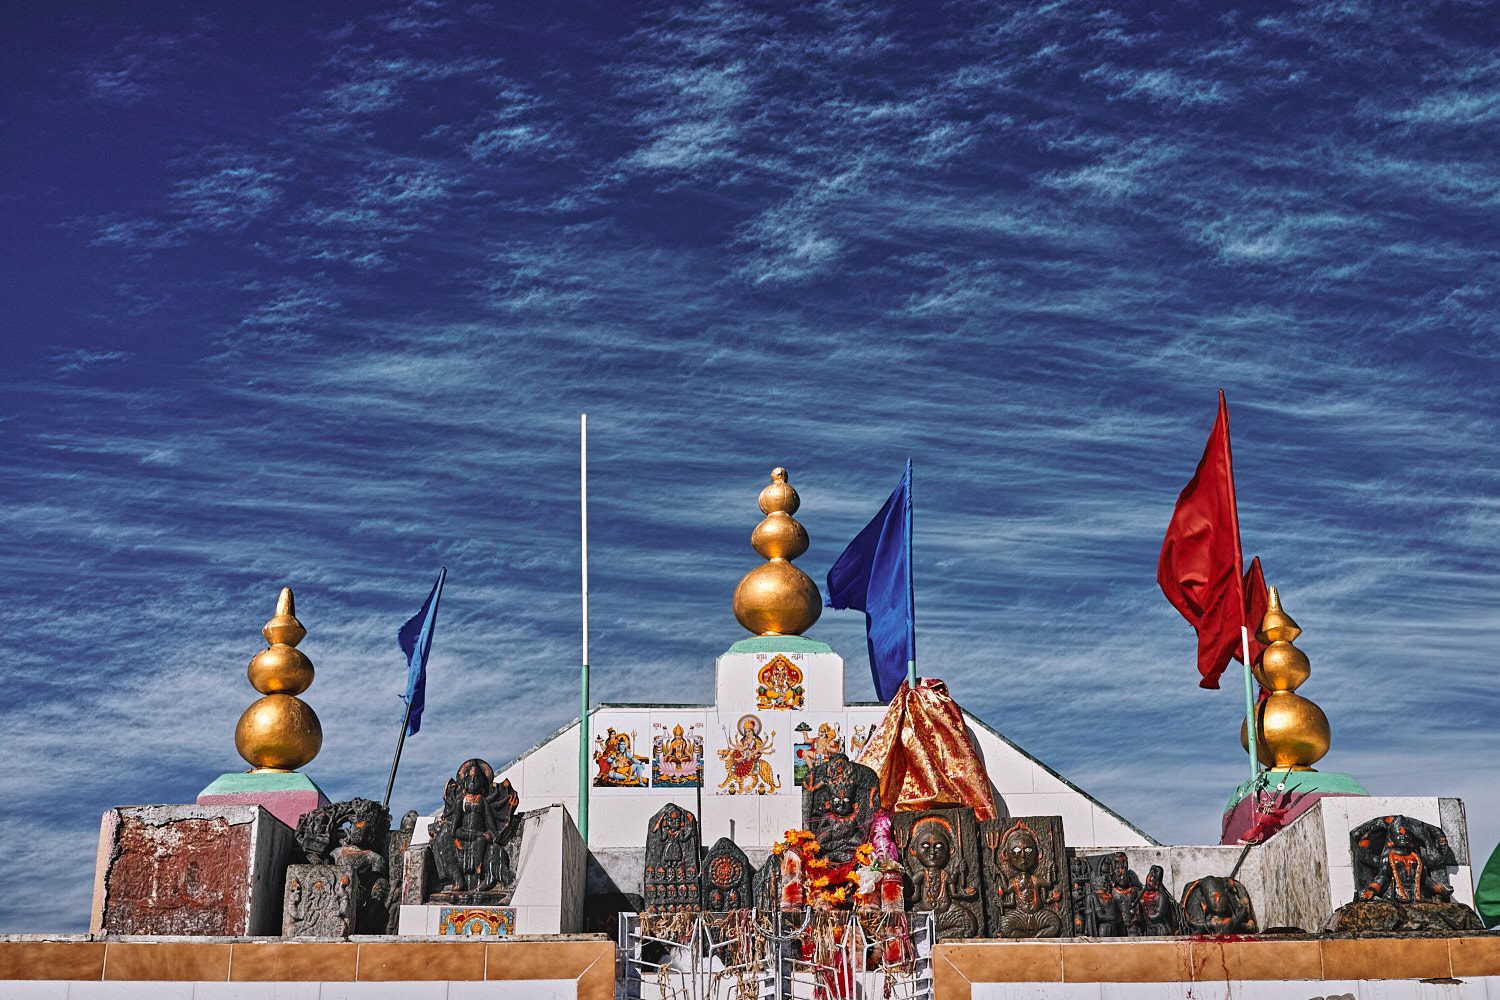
1138 865 1182 936
1326 813 1482 932
1360 818 1452 903
906 814 981 938
992 821 1063 938
1181 876 1258 935
291 797 394 935
429 758 522 902
1089 852 1142 937
802 753 882 865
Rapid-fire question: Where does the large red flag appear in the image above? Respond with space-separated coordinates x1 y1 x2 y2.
1158 391 1246 688
1240 556 1270 701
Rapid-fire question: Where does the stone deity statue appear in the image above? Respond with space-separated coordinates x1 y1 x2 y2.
1138 865 1183 936
985 818 1066 938
429 758 522 902
900 811 983 938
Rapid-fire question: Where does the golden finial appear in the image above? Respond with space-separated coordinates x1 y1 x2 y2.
732 468 822 636
1240 586 1330 770
234 587 323 773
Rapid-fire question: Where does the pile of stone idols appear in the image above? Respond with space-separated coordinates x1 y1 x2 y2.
283 758 523 937
646 753 1263 939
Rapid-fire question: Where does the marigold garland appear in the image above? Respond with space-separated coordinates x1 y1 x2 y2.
773 828 879 909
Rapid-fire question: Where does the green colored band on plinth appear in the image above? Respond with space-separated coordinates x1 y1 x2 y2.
199 771 328 798
723 635 834 655
1224 769 1369 814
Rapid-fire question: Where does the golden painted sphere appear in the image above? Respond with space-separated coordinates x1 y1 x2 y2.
1240 692 1329 770
1252 641 1310 693
247 644 315 695
733 559 822 635
751 511 809 560
758 468 800 515
235 693 322 771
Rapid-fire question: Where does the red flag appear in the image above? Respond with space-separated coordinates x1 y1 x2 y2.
1238 556 1269 667
1158 391 1246 688
1240 556 1270 701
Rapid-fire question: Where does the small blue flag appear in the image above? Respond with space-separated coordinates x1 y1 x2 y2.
826 462 913 702
397 568 446 737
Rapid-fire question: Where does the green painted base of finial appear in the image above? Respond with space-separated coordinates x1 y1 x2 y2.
1224 769 1368 814
723 635 832 656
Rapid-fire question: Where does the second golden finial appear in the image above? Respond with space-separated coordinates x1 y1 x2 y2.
1240 586 1330 770
234 587 323 773
732 468 822 636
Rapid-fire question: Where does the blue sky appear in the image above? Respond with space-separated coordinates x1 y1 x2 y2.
3 0 1498 931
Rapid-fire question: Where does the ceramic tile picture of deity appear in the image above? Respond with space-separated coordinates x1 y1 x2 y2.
755 654 804 710
651 721 704 787
592 726 649 787
715 713 781 794
848 723 872 758
792 720 844 787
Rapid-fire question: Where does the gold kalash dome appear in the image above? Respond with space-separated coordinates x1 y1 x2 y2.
731 467 823 636
234 587 324 772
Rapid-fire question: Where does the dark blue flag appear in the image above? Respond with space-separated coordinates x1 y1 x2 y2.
397 568 446 736
826 462 913 702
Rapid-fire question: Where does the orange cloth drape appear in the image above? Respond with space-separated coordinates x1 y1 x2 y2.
853 677 997 821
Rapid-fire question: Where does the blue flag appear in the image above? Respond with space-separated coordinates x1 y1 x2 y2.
397 568 446 737
826 462 913 702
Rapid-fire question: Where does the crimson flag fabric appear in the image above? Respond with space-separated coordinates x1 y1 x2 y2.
1240 556 1270 701
1238 556 1269 668
1158 391 1245 689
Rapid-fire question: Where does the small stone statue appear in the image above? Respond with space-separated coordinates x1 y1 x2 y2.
1138 865 1183 936
1086 852 1142 937
644 802 701 912
1327 814 1482 932
291 797 393 935
897 808 985 939
802 753 882 865
702 838 754 910
428 759 522 903
283 866 356 938
1181 876 1257 935
981 816 1070 938
383 810 418 934
754 854 781 913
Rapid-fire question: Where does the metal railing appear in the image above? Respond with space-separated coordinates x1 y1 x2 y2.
620 910 933 1000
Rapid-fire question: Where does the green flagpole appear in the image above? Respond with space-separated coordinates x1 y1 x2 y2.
578 414 590 842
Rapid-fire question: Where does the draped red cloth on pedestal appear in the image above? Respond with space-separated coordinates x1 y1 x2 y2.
853 678 997 821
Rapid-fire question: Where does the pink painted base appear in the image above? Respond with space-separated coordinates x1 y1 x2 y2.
1220 790 1363 845
197 789 328 830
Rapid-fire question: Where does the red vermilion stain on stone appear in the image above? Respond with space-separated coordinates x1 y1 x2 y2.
103 816 253 936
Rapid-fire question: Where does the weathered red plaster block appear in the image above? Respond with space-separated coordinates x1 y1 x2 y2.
91 804 296 937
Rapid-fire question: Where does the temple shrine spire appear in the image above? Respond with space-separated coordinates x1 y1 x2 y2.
731 467 822 636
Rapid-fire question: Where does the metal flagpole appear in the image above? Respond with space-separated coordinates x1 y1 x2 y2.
382 701 414 808
1241 626 1259 788
906 458 916 689
578 414 590 842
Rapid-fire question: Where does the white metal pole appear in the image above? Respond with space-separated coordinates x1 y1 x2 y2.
579 414 590 841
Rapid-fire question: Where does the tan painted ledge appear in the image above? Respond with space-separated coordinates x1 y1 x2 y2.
0 935 615 1000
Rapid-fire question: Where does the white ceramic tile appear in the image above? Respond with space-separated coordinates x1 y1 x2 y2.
1223 981 1360 1000
314 983 448 1000
1361 977 1492 1000
68 984 195 1000
513 904 560 935
192 983 321 1000
972 984 1101 1000
448 982 577 1000
588 789 675 849
1098 983 1199 1000
699 793 762 849
703 711 792 800
0 982 67 1000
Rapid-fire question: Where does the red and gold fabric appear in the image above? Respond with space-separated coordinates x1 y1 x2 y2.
854 677 998 821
